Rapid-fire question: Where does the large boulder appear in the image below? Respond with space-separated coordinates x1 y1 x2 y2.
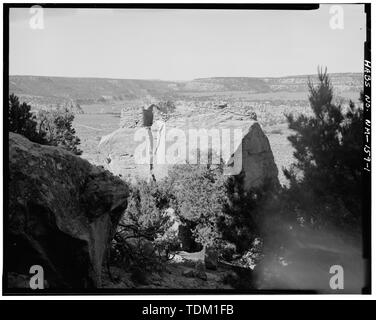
98 113 279 191
7 133 129 289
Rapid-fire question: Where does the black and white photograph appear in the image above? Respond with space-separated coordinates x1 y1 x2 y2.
2 2 371 296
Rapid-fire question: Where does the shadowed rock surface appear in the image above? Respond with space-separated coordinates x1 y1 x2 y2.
7 133 129 289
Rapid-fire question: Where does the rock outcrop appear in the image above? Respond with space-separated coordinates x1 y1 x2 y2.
7 133 129 289
98 112 279 191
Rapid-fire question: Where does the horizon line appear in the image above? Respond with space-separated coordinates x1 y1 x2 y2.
9 71 364 82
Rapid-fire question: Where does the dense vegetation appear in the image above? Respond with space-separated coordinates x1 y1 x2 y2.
9 68 364 288
258 69 364 272
8 94 82 155
109 161 273 283
8 94 46 144
109 69 364 286
283 68 363 230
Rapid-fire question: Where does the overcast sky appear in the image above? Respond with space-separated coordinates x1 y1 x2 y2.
9 5 366 80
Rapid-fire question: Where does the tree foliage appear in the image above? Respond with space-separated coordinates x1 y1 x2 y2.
166 163 227 249
284 68 363 228
166 162 269 257
218 174 273 255
8 94 82 155
109 179 179 276
37 106 82 155
8 94 46 143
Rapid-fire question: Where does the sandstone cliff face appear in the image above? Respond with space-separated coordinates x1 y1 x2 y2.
220 120 279 190
98 112 279 190
7 133 129 289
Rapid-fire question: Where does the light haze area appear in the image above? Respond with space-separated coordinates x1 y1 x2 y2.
9 5 366 80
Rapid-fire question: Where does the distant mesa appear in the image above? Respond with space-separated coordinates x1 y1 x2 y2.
9 73 363 105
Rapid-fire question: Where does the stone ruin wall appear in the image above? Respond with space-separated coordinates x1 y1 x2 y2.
120 106 142 128
119 101 258 129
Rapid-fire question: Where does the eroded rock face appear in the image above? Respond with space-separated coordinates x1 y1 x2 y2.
98 113 279 191
7 133 129 289
226 120 280 190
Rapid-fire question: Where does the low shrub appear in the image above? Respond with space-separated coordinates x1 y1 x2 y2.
109 179 179 275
